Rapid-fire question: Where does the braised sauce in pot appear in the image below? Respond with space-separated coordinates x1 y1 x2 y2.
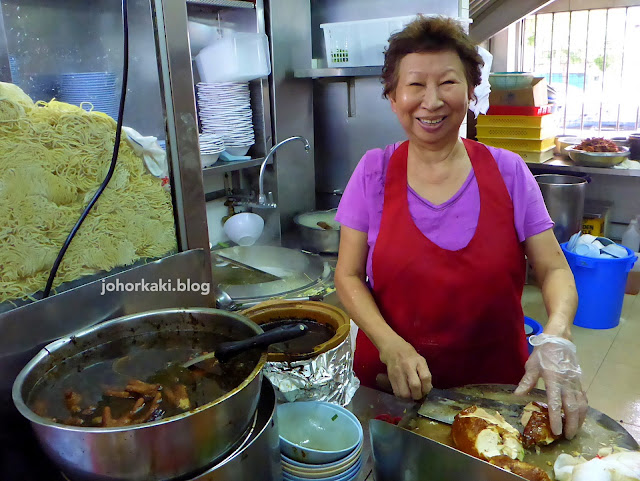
27 331 261 427
262 319 334 355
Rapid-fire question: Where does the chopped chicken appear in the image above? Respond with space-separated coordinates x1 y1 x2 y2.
521 402 561 449
490 455 552 481
451 406 525 462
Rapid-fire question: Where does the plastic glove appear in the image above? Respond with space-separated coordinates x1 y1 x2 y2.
514 333 588 440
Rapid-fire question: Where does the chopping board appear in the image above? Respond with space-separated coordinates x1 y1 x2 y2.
399 384 639 480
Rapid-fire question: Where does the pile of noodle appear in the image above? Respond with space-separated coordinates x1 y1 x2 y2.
0 82 177 304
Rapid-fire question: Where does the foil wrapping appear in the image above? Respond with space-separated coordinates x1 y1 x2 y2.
263 334 360 406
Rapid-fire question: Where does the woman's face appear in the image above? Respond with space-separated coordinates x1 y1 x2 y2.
389 50 472 148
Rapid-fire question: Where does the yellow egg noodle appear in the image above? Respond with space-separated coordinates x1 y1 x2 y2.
0 82 177 304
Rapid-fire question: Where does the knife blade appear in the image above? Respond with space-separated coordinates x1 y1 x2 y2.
375 373 527 430
417 388 524 426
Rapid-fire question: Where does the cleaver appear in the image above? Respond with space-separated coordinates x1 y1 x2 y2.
417 386 527 432
375 374 527 431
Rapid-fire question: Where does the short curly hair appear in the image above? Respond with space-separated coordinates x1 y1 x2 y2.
381 16 483 99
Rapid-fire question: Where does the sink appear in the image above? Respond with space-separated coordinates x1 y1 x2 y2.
211 246 332 305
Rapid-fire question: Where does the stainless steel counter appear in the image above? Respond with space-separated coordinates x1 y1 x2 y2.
345 386 417 481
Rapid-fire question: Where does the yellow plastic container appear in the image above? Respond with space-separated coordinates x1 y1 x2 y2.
514 148 555 163
478 137 556 152
476 125 556 140
477 114 557 129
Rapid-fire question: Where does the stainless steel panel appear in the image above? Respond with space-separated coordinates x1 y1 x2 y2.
266 0 315 234
153 0 210 254
314 77 406 195
370 419 523 481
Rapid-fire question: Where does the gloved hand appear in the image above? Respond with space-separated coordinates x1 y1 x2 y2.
514 333 588 440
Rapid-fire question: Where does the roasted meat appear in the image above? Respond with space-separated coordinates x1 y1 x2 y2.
575 137 621 152
451 406 525 461
521 402 561 449
490 455 552 481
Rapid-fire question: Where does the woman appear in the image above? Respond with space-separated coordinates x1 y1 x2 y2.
334 16 587 439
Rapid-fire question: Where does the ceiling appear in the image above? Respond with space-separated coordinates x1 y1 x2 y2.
469 0 557 43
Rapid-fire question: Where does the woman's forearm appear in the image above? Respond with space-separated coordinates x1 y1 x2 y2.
539 266 578 340
335 273 401 351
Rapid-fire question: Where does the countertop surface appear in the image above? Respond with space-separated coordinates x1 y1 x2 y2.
346 386 416 480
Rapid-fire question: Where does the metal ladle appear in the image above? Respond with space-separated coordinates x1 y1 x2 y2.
215 286 238 311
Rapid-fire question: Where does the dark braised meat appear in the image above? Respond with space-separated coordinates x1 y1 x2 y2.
521 402 561 448
489 455 552 481
575 137 621 152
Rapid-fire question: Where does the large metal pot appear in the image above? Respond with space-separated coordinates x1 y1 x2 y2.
536 174 587 243
12 308 267 481
293 208 340 254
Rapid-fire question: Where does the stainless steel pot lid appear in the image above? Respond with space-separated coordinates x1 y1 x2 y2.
211 246 330 300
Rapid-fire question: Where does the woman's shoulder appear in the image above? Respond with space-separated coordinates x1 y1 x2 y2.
355 142 403 181
480 143 531 180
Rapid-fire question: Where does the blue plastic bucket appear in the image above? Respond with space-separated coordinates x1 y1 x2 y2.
524 317 543 354
561 242 637 329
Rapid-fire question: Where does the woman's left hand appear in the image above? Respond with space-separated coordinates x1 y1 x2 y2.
514 333 588 440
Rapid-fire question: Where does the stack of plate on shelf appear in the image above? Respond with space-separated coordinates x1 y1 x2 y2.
199 133 225 167
196 82 255 157
58 72 119 120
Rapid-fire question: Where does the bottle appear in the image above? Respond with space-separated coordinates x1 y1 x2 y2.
621 218 640 252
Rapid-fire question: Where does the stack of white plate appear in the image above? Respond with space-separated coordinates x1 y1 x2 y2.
196 82 255 156
199 133 225 167
58 72 119 120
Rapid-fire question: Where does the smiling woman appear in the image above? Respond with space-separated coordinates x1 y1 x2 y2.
334 15 588 441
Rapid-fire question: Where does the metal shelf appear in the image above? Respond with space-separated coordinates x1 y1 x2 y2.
526 157 640 178
293 66 382 79
202 157 266 174
186 0 255 8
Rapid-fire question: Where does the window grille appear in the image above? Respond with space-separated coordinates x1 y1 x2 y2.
520 7 640 136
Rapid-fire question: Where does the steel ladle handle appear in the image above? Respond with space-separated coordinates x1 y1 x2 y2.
215 323 309 362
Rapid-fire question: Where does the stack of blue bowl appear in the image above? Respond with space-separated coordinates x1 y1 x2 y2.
58 72 119 120
277 401 364 481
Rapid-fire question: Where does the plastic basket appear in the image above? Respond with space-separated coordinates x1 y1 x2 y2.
476 125 556 140
514 148 555 163
320 15 472 68
487 105 553 116
477 114 557 129
477 137 556 152
561 243 637 329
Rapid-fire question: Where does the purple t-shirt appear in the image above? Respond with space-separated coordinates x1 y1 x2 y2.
335 142 553 287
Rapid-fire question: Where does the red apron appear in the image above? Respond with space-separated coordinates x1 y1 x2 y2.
354 139 529 390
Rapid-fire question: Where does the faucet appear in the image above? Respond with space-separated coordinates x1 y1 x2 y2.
255 136 311 208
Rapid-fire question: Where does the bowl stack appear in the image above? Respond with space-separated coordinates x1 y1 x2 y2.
278 401 364 481
58 72 119 120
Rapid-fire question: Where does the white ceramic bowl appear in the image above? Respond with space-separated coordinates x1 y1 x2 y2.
281 440 362 477
277 401 363 465
225 146 251 157
223 213 264 246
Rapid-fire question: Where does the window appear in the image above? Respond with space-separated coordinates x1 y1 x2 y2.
521 7 640 136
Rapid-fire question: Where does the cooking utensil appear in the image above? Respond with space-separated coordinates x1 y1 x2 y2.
293 208 340 254
212 253 281 283
183 323 308 368
536 174 587 243
215 286 238 311
566 146 630 167
12 308 268 481
371 419 522 481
